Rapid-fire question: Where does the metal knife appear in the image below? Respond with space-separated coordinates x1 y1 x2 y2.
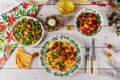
92 38 97 74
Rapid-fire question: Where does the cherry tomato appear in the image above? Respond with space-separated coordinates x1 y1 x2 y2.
79 25 84 31
107 44 113 49
23 31 28 36
89 26 94 31
17 37 20 40
17 24 20 28
96 22 100 27
112 18 116 22
13 31 16 34
88 20 92 25
26 24 31 29
78 17 82 21
92 24 97 28
92 16 96 21
32 31 35 36
32 52 39 58
38 31 41 35
87 29 91 34
88 17 92 21
83 28 87 32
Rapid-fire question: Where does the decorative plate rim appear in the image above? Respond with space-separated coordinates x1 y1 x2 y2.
12 16 45 47
74 8 103 36
40 35 82 77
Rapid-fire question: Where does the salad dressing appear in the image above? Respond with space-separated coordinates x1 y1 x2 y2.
58 0 74 14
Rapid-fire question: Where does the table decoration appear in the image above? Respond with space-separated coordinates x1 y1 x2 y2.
91 0 106 7
108 0 120 10
108 11 120 36
107 58 120 80
0 2 40 68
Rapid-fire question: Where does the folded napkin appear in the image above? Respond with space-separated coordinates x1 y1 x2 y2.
0 2 40 68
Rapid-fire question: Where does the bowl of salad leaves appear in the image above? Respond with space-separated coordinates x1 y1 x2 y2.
12 16 44 47
75 8 102 36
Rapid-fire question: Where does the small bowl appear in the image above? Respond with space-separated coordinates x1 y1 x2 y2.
12 16 44 47
43 15 62 32
74 8 102 36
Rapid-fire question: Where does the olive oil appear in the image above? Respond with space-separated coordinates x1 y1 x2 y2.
58 0 74 14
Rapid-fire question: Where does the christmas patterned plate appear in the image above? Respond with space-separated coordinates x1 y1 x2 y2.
40 35 81 77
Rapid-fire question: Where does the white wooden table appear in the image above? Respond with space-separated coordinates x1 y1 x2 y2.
0 0 120 80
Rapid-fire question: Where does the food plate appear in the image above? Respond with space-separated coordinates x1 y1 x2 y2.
74 8 102 36
40 35 81 77
12 16 44 47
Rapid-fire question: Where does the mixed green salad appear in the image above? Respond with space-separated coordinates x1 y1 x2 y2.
13 18 42 46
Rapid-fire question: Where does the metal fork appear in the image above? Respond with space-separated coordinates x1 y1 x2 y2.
85 41 91 74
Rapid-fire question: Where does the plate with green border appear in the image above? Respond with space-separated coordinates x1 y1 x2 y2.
40 35 82 77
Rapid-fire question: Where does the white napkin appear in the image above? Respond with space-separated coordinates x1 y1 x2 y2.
0 0 24 15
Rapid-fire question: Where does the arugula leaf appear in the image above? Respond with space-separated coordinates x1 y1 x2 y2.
96 14 101 23
111 12 117 17
108 20 113 26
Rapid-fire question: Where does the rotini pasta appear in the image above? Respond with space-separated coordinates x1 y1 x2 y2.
45 40 77 71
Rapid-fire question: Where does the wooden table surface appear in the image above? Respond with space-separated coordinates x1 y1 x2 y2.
0 0 120 80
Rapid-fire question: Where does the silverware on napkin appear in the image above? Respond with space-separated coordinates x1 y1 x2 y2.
91 38 97 74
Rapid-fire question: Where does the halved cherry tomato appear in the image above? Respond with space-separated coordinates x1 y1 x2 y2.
92 24 97 28
17 24 21 28
112 18 116 22
79 25 84 31
89 26 94 31
92 16 96 21
88 17 92 21
78 17 82 21
23 31 28 36
32 31 35 36
87 29 91 34
88 20 93 25
96 22 100 27
26 24 31 29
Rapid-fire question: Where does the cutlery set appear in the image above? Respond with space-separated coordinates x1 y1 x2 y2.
85 38 97 74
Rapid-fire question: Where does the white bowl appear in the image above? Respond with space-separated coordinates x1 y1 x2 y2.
74 8 103 36
12 16 44 47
